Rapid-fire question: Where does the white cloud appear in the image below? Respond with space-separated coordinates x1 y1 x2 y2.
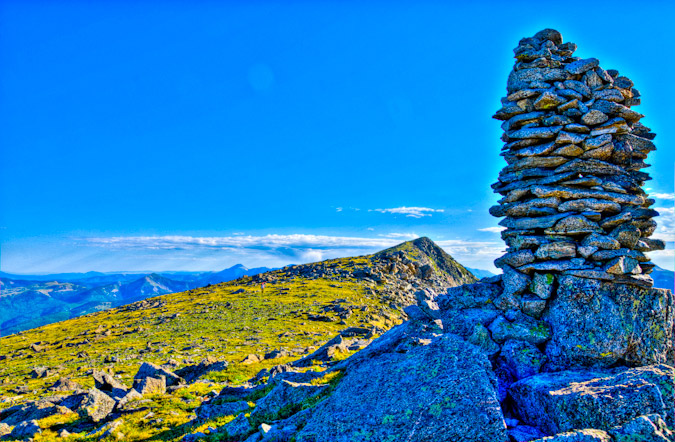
653 207 675 242
652 193 675 201
78 233 504 271
478 226 506 233
373 207 444 218
378 233 419 240
82 234 401 251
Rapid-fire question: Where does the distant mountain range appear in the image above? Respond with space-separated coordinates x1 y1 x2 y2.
0 265 270 336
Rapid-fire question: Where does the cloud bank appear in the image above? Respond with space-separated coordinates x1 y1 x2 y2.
373 207 444 218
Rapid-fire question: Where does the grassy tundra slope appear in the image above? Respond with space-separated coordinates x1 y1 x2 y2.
0 238 476 441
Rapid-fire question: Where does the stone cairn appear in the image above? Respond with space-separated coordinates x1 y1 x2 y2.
491 28 665 306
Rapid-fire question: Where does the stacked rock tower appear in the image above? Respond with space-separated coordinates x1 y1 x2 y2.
491 28 664 299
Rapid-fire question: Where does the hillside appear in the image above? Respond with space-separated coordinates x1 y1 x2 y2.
0 266 272 336
0 238 476 441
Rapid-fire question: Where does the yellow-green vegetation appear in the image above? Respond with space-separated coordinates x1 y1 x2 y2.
0 258 407 440
0 238 476 441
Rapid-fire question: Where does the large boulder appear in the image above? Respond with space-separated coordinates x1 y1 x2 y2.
62 388 117 422
9 420 41 439
251 381 329 423
135 362 185 387
175 357 228 383
296 334 508 442
0 399 60 426
133 376 166 395
543 276 674 370
437 282 502 338
509 364 674 435
93 370 128 399
196 400 250 420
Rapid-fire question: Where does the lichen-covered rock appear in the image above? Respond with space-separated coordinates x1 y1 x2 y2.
608 414 674 442
64 388 117 422
196 400 250 420
543 275 674 370
488 314 551 345
174 357 229 383
9 420 41 439
0 423 10 437
251 380 328 423
532 429 612 441
93 370 127 399
224 413 252 438
135 362 184 387
499 339 546 379
296 334 508 442
0 399 61 426
509 364 674 434
133 376 166 396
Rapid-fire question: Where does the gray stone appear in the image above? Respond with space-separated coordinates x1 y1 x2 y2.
196 400 250 420
93 370 127 399
609 414 674 442
509 126 564 140
533 429 612 441
507 156 569 172
495 250 536 268
581 144 613 160
135 362 184 387
593 88 625 102
251 381 328 423
519 259 591 273
488 314 551 344
509 365 675 434
547 216 603 235
530 273 555 299
225 413 252 438
9 420 41 439
563 80 591 98
554 158 627 177
503 265 532 297
535 242 576 260
552 144 584 157
610 224 641 248
500 339 546 379
566 58 599 75
467 323 500 356
530 185 644 206
543 275 674 370
535 92 567 110
295 334 508 442
76 388 117 422
522 295 547 318
582 233 620 250
555 131 587 145
606 256 640 275
558 199 621 213
582 134 612 149
500 213 568 230
509 425 548 441
133 376 166 396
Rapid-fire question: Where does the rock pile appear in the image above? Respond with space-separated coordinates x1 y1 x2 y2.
491 28 665 296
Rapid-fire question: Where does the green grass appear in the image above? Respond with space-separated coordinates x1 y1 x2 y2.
0 256 404 441
0 238 475 441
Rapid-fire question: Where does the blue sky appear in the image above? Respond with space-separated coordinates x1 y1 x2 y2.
1 0 673 274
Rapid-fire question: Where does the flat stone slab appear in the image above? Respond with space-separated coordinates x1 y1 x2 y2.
509 364 674 435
